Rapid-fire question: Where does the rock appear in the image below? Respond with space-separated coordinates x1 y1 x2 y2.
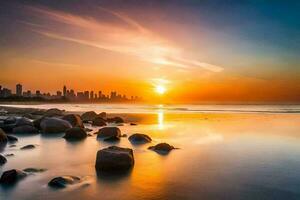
12 125 39 134
130 123 137 126
9 144 16 147
33 117 44 130
23 113 34 119
92 117 107 126
0 169 27 184
104 135 120 142
23 168 47 173
0 154 7 165
121 134 127 137
97 127 121 140
106 117 124 123
44 108 64 117
62 114 84 128
81 111 98 122
40 117 72 133
98 112 106 118
20 144 35 150
7 135 18 143
63 127 87 140
84 128 93 132
148 143 176 154
4 117 16 125
5 153 14 157
95 146 134 171
15 117 33 126
0 128 8 144
129 133 152 144
48 176 80 188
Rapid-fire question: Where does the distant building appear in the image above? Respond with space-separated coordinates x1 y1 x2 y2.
56 91 62 97
63 85 67 97
2 88 12 97
36 90 41 97
16 84 22 96
90 91 94 100
84 91 89 100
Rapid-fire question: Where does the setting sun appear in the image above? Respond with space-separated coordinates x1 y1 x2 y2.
156 85 166 94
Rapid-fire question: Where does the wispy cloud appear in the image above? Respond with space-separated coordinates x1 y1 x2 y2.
32 59 81 68
25 6 224 73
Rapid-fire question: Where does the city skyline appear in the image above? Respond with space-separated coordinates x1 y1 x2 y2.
0 83 141 102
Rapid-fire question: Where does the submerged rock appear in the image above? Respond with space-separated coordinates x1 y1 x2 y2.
12 125 39 134
130 123 137 126
148 143 177 154
128 133 152 144
7 135 18 143
48 175 80 188
5 153 14 157
62 114 84 128
95 146 134 171
96 127 121 140
63 127 87 140
40 117 72 133
0 154 7 165
23 168 47 173
106 117 124 123
81 111 98 122
92 117 107 126
20 144 35 150
0 128 8 144
0 169 27 184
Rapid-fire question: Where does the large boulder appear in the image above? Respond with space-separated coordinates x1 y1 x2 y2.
3 117 16 125
0 154 7 165
15 117 33 127
63 127 87 140
95 146 134 171
62 114 84 128
12 125 39 134
44 108 64 117
33 117 45 130
0 169 27 184
81 111 98 122
148 143 177 154
92 117 107 126
48 176 80 188
128 133 152 144
0 128 8 144
40 117 72 134
96 127 121 140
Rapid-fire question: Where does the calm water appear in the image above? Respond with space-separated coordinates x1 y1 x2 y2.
0 104 300 200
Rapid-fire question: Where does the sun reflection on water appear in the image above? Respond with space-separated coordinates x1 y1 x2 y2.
158 110 164 129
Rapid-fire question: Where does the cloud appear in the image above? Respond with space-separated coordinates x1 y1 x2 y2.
25 6 224 73
32 59 81 68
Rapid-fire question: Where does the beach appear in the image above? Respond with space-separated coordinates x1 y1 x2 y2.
0 104 300 199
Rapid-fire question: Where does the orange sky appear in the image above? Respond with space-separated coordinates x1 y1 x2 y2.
0 1 300 103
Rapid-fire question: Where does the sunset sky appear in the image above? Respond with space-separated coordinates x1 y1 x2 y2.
0 0 299 103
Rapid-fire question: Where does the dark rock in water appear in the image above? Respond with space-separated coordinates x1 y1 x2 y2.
48 176 80 188
129 133 152 144
5 153 14 157
148 143 177 154
87 133 93 137
23 168 47 173
15 117 33 127
121 134 127 137
92 117 107 126
40 117 72 133
130 123 137 126
84 128 93 132
44 108 64 117
20 144 35 150
95 146 134 171
0 169 27 184
63 127 87 140
4 117 16 125
62 114 84 128
97 127 121 140
33 117 45 130
7 135 18 143
106 117 124 123
0 154 7 165
81 111 98 122
98 112 106 119
22 113 34 119
104 135 120 142
9 144 16 148
12 125 39 134
0 128 8 144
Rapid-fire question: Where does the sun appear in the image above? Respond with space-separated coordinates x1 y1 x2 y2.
155 85 166 94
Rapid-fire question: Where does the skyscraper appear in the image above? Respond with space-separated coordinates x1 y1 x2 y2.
16 84 22 96
63 85 67 97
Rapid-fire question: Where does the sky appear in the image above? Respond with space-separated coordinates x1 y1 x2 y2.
0 0 299 103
